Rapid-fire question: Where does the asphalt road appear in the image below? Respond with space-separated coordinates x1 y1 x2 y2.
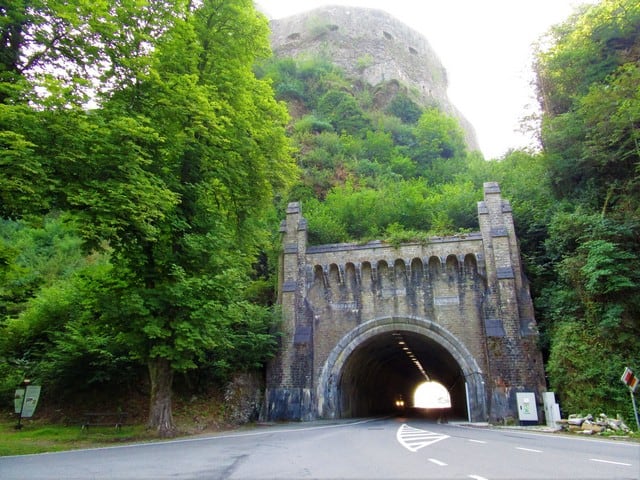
1 417 638 479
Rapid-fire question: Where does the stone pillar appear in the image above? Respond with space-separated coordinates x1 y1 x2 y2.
478 182 545 422
264 202 314 421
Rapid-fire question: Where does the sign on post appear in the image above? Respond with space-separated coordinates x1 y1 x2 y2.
14 389 25 414
621 367 640 431
621 367 638 392
14 383 42 429
20 385 41 418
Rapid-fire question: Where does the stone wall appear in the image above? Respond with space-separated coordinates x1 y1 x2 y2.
265 182 546 423
267 6 479 151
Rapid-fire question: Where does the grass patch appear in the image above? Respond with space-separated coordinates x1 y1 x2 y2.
0 388 232 457
0 384 241 456
0 417 153 457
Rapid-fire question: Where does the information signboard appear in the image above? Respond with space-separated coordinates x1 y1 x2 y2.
14 385 41 418
14 389 24 414
621 367 638 392
21 385 41 418
621 367 640 430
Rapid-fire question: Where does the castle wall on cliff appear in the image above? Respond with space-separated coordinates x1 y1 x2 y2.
267 6 479 151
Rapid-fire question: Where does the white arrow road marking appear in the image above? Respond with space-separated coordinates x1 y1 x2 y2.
396 423 450 452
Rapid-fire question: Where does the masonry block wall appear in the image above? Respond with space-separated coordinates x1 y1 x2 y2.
477 183 546 419
264 182 546 422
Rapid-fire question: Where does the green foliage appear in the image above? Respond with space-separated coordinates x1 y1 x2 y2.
0 359 24 407
362 130 396 162
475 150 555 290
389 155 417 179
317 90 370 135
4 0 638 430
0 421 151 456
0 0 183 106
0 113 49 217
69 0 295 380
356 54 374 72
294 115 334 134
386 94 423 124
0 215 90 317
303 180 482 245
579 240 636 297
262 55 482 244
536 0 640 206
0 259 137 400
303 198 349 245
257 55 343 112
412 108 467 167
532 0 640 419
536 0 639 116
383 223 425 248
547 319 637 420
0 0 295 434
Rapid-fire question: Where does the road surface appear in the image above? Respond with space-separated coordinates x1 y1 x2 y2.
1 417 638 479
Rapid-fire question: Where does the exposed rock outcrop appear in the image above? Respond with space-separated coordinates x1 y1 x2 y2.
266 6 479 151
223 372 263 425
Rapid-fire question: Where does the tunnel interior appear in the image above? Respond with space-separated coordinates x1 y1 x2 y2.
336 330 468 420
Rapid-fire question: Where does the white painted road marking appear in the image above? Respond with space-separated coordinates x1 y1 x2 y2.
428 458 447 466
590 458 632 466
468 475 489 480
516 447 542 453
396 424 449 452
468 439 486 444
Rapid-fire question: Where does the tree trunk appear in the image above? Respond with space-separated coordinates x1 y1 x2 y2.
147 357 176 438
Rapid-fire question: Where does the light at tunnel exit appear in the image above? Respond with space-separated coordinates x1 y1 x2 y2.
413 381 451 409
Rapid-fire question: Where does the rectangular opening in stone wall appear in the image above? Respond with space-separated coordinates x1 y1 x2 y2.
284 243 298 254
294 326 312 344
496 267 515 279
485 319 506 337
491 227 508 237
282 280 297 292
434 296 460 306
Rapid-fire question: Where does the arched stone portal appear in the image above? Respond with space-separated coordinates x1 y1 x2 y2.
317 317 487 421
265 183 546 423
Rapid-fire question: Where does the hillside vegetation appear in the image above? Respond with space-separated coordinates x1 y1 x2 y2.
264 0 640 420
0 0 638 434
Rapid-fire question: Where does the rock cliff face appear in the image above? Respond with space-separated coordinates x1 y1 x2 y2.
267 6 479 150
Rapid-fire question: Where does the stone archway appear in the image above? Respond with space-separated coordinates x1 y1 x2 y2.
267 185 546 423
316 316 487 422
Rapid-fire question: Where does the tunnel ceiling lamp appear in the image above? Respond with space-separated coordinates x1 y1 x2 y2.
394 331 430 381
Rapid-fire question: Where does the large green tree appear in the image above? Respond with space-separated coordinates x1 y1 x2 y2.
1 0 295 436
1 0 180 218
90 0 294 435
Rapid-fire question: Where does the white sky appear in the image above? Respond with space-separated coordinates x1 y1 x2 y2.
257 0 596 159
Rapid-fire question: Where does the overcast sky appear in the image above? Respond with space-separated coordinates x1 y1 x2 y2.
257 0 597 159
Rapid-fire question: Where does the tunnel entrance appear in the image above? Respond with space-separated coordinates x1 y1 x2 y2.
317 317 487 422
336 330 467 419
